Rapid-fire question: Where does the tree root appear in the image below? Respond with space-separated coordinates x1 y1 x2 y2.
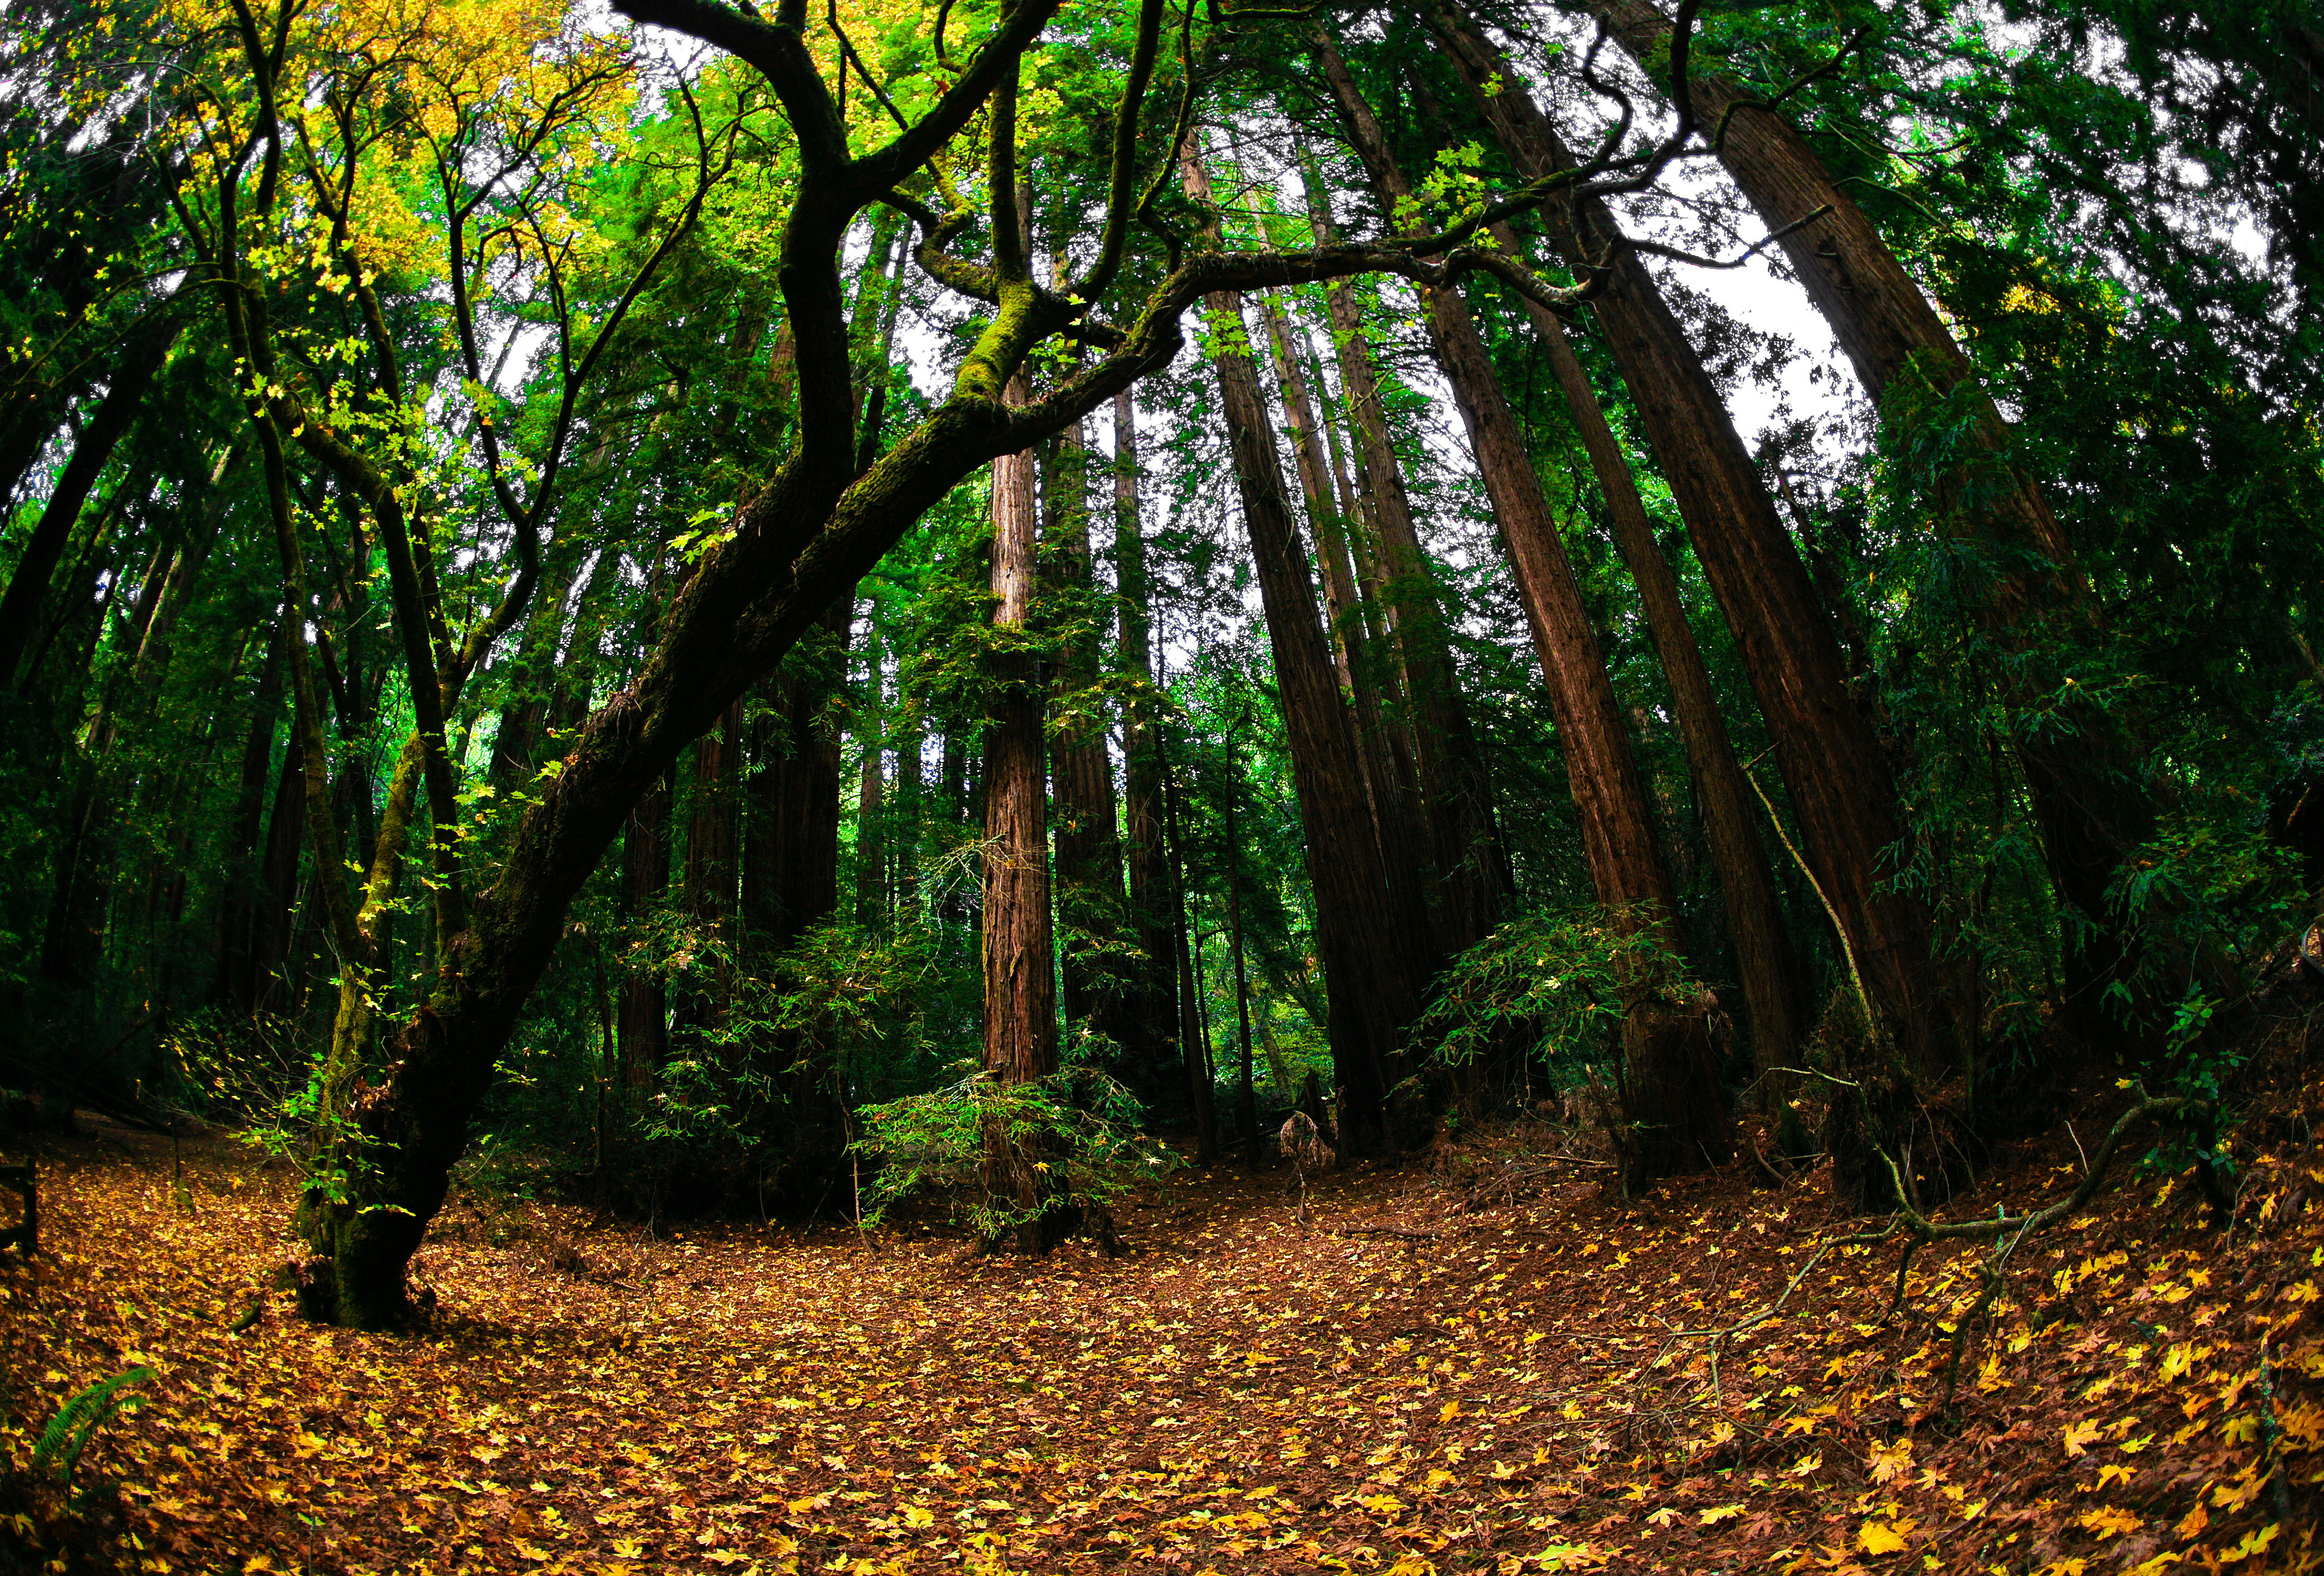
1649 1093 2222 1416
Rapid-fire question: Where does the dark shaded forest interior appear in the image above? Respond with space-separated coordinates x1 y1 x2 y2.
3 0 2323 1568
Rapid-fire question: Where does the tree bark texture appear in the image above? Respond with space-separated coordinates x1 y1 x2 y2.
1562 0 2155 1037
1182 142 1416 1153
1418 13 1959 1085
982 364 1063 1252
1491 219 1802 1076
1111 391 1177 1097
1256 292 1437 986
1044 388 1129 1044
854 647 888 927
1301 170 1510 961
617 767 673 1092
1319 34 1728 1174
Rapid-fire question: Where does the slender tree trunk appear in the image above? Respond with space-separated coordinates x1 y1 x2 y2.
549 545 626 735
982 360 1063 1252
680 697 744 1041
617 768 673 1092
1313 354 1442 911
251 737 306 1018
746 601 851 954
1411 16 1960 1099
1225 788 1259 1165
1487 219 1802 1077
745 600 853 1202
486 539 588 799
1182 141 1415 1154
1044 371 1129 1043
1301 169 1510 960
1319 36 1728 1174
1506 0 2155 1039
1163 738 1218 1162
854 646 888 927
1112 391 1178 1100
0 324 177 688
217 621 288 1012
895 714 923 914
1255 293 1438 981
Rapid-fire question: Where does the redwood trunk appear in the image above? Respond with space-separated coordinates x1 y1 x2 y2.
679 697 744 1040
1182 143 1415 1153
1319 36 1728 1174
1301 172 1509 960
1046 393 1129 1043
981 365 1062 1251
617 768 673 1091
1255 292 1436 983
1417 14 1958 1089
1566 0 2154 1033
1112 391 1177 1096
1492 218 1802 1077
854 650 887 927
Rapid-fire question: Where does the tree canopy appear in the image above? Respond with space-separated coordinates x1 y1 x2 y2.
1 0 2318 1330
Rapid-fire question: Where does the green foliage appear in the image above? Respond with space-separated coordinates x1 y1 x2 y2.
851 1067 1175 1240
33 1366 155 1495
1414 906 1698 1078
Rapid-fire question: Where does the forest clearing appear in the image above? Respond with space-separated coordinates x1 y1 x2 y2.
4 1063 2324 1574
6 0 2324 1567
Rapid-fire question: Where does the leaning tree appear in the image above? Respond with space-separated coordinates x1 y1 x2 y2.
143 0 1754 1326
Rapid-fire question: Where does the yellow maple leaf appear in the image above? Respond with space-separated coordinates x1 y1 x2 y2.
902 1505 934 1527
611 1539 645 1559
1869 1438 1913 1484
2061 1418 2102 1457
2219 1524 2279 1565
1857 1519 1906 1554
2079 1506 2143 1539
1699 1503 1744 1525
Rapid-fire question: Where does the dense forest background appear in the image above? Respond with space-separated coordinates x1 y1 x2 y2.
2 0 2321 1327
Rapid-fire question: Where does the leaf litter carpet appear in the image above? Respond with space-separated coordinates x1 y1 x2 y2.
3 1095 2321 1575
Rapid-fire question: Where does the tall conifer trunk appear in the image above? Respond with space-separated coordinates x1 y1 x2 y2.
1044 340 1129 1045
617 768 673 1092
1485 216 1802 1076
1408 14 1961 1098
982 355 1062 1248
1300 172 1510 962
854 647 888 928
1318 35 1729 1174
745 599 851 1200
1112 392 1177 1096
679 697 744 1040
1181 141 1416 1153
1255 293 1436 982
1558 0 2154 1032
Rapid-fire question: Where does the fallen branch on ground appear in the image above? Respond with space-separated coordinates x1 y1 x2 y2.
1645 1092 2224 1412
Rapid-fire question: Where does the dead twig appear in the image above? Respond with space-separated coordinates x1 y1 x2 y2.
1320 1222 1444 1241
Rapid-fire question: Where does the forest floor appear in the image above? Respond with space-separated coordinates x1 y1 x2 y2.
3 1065 2322 1576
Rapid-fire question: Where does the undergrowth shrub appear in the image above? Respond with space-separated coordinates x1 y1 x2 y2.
852 1067 1174 1240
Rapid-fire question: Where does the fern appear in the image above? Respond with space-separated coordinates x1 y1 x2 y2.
32 1366 155 1491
